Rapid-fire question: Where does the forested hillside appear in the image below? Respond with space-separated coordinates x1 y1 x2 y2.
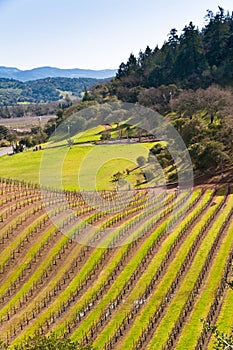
0 77 105 106
113 7 233 97
70 7 233 175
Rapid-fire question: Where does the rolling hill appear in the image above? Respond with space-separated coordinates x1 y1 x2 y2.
0 77 106 105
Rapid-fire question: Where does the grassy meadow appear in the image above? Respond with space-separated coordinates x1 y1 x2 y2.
0 125 158 190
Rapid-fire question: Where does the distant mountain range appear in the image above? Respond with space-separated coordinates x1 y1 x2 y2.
0 66 117 82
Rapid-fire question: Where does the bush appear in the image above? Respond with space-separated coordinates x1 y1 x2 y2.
143 169 155 182
136 156 146 167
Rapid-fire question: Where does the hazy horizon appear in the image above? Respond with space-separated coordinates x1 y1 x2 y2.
0 65 117 71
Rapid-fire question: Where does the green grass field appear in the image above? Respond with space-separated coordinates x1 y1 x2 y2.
0 127 157 190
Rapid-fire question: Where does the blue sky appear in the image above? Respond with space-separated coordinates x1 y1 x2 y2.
0 0 232 70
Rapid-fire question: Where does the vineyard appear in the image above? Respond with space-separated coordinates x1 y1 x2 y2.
0 177 232 349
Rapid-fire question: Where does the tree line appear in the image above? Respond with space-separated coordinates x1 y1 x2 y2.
114 7 233 93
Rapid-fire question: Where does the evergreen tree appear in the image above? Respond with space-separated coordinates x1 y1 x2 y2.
114 7 232 95
174 22 207 84
203 7 231 69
